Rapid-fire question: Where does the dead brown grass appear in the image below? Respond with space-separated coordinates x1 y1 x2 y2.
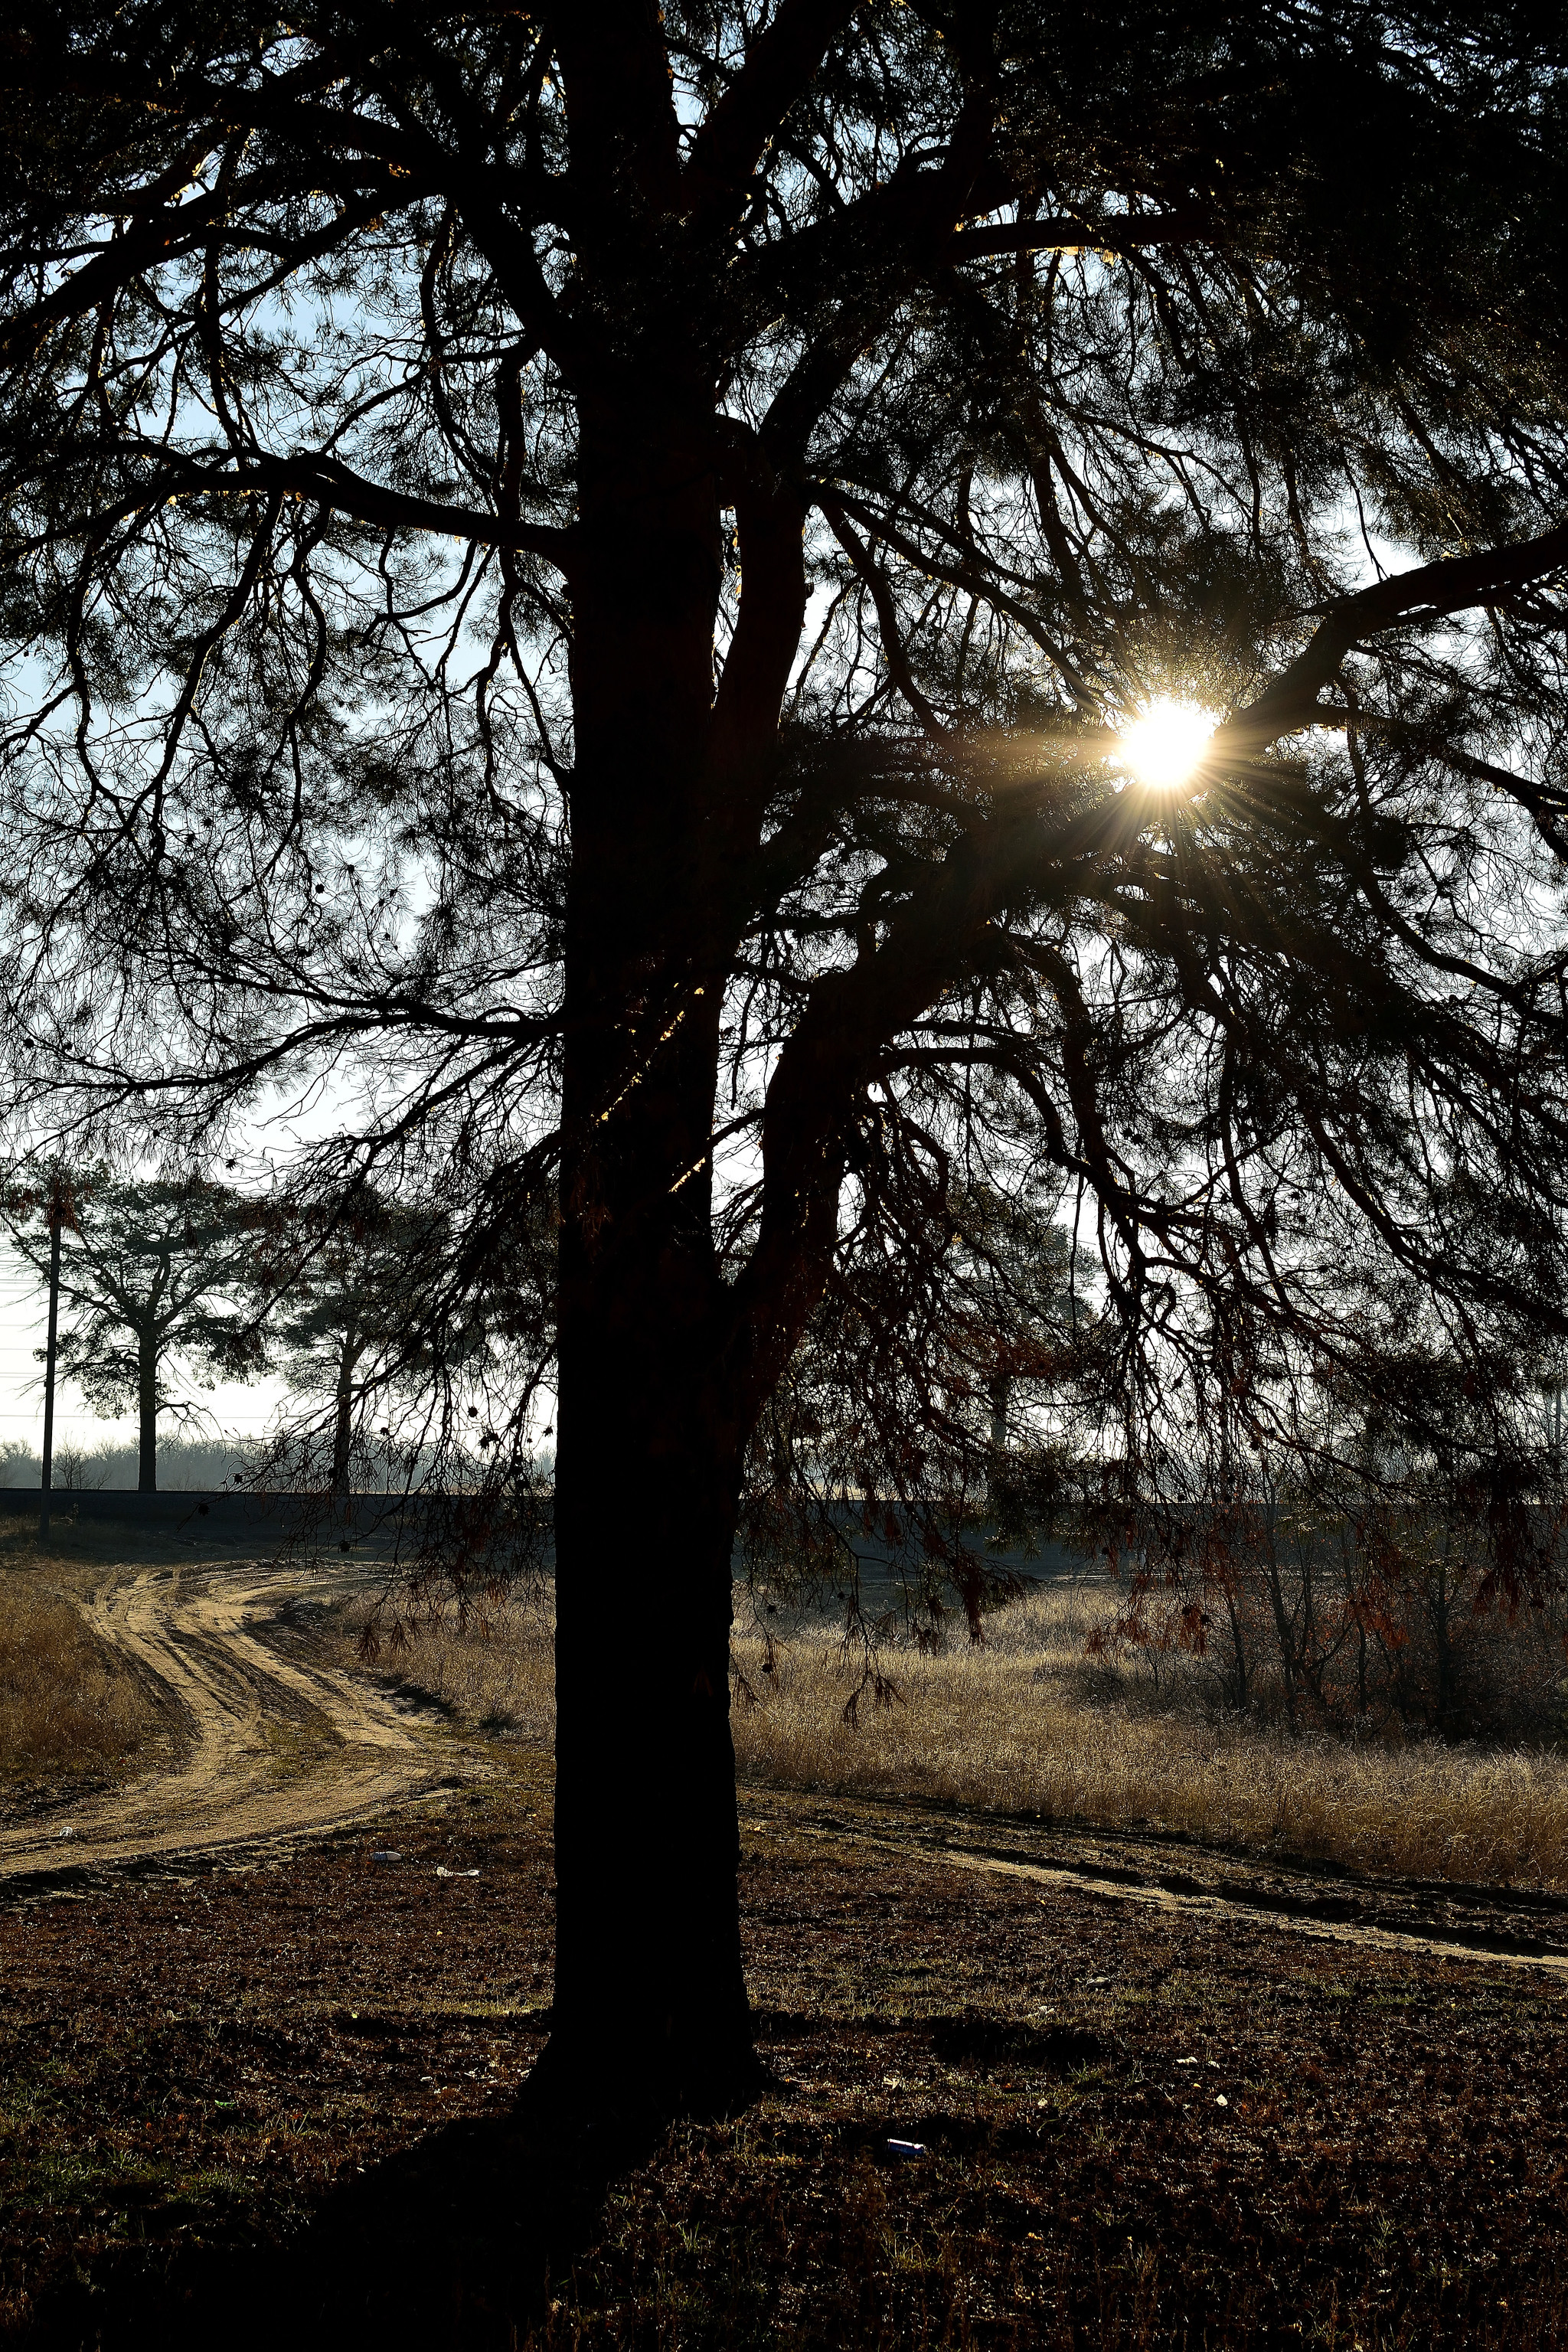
341 1587 557 1744
733 1583 1568 1891
331 1577 1568 1890
0 1566 157 1788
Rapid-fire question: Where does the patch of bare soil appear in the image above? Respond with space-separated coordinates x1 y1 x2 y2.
2 1759 1567 2350
782 1790 1568 1977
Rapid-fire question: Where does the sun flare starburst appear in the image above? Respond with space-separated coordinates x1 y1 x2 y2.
1117 699 1217 791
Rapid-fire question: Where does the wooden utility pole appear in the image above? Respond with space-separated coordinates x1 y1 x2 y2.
38 1178 65 1545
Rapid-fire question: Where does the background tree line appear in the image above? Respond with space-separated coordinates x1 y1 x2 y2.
0 1165 482 1495
7 1152 1568 1751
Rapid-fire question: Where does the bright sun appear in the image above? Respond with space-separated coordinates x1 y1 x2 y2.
1117 697 1216 790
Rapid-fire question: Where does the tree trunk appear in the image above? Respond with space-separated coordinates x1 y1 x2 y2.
542 398 770 2113
1220 1577 1250 1712
137 1329 158 1492
1264 1547 1299 1730
551 1399 750 2111
331 1331 358 1499
1431 1538 1455 1734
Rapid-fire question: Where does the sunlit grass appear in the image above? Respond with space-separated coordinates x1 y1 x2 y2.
0 1566 158 1789
731 1585 1568 1890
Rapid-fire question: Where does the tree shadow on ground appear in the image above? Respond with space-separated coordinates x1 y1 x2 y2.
28 2090 658 2352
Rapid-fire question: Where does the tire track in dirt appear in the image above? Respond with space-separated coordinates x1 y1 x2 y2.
779 1813 1568 1976
0 1562 463 1881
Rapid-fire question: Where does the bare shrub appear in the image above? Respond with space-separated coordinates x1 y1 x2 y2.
1096 1494 1568 1744
0 1572 156 1785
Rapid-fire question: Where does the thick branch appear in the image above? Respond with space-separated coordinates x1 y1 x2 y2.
704 423 809 806
683 0 861 229
756 80 999 463
551 8 684 217
79 449 577 571
943 209 1213 262
1216 521 1568 755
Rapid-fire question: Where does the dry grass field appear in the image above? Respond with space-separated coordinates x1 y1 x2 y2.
341 1578 1568 1893
353 1584 557 1745
0 1565 156 1800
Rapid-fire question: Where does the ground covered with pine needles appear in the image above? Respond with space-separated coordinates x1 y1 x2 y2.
3 1750 1567 2350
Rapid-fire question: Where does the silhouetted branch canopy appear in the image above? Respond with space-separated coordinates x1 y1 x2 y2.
2 0 1566 1537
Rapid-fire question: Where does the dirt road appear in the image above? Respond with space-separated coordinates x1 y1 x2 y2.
773 1801 1568 1978
0 1561 459 1881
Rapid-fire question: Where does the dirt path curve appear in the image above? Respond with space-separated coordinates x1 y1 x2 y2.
9 1566 1565 1981
767 1802 1568 1978
0 1562 459 1883
887 1835 1568 1974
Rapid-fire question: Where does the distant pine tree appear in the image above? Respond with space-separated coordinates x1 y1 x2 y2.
3 1173 262 1491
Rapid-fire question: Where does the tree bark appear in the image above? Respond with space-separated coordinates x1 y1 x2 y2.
137 1328 158 1492
550 1395 750 2110
544 400 769 2112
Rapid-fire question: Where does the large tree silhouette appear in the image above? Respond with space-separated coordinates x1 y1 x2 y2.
2 2 1567 2106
